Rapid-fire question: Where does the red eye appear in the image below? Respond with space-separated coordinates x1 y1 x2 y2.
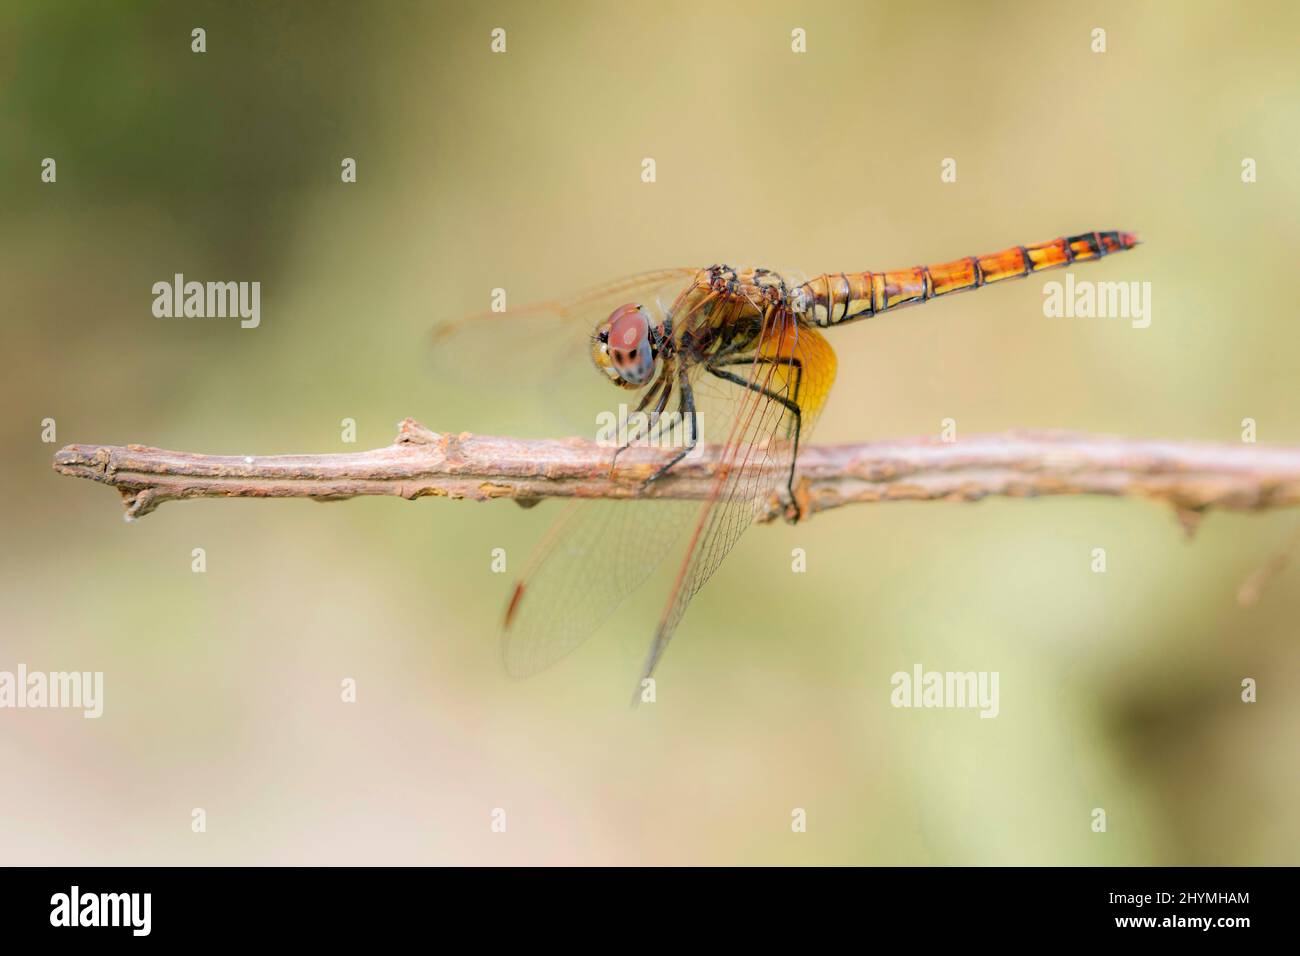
596 303 656 387
607 304 649 351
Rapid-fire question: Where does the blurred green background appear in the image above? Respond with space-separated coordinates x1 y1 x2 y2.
2 0 1297 865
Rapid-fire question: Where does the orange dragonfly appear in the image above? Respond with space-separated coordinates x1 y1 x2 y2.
435 230 1140 697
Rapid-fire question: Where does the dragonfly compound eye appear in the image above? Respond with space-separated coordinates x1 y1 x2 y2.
593 304 656 388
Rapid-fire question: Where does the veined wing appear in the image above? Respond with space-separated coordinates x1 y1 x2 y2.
429 269 697 438
432 268 698 346
633 311 838 695
501 497 699 677
432 269 699 675
430 271 696 414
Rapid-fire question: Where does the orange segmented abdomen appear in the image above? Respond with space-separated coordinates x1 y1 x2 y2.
796 230 1140 328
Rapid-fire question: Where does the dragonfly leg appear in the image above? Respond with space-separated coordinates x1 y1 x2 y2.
710 354 804 440
610 367 673 476
705 355 804 512
642 363 698 486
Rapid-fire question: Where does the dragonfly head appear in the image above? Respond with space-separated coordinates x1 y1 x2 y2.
592 303 660 389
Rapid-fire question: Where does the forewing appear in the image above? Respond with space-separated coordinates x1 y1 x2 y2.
429 269 696 435
430 269 700 677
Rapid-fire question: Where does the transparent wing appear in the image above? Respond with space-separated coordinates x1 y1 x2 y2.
429 269 700 675
429 269 697 436
439 271 839 687
633 312 839 693
500 497 698 677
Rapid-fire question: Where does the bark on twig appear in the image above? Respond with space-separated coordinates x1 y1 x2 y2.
51 417 1300 524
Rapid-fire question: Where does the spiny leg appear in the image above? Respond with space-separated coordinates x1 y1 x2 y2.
709 307 806 446
710 354 803 440
610 363 673 474
706 354 805 504
642 362 698 486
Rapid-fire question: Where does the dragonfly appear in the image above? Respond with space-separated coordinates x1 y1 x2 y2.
435 230 1140 698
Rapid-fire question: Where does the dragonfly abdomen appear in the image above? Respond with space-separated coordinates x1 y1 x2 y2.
794 230 1140 328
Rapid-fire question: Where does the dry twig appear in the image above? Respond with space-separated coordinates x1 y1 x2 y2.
50 418 1300 526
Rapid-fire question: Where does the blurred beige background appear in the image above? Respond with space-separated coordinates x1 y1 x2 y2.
2 0 1297 865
